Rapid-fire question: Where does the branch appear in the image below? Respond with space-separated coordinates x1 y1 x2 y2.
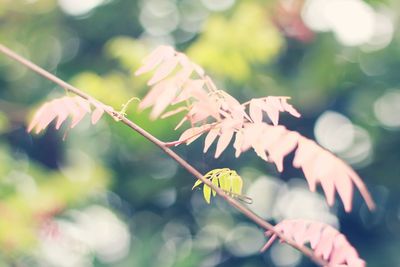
0 43 329 267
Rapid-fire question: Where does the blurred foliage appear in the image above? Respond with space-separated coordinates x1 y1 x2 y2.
1 0 400 266
0 143 109 257
188 2 284 82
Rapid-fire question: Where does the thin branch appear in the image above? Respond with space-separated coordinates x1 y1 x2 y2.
0 43 328 267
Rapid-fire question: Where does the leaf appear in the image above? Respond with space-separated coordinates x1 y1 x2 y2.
192 179 203 189
136 46 210 121
161 106 187 119
249 99 263 123
263 97 281 125
27 96 104 134
148 56 179 86
178 124 211 145
233 130 244 157
203 184 211 204
172 79 205 104
150 79 179 119
91 106 105 124
281 97 301 118
261 219 366 267
139 79 170 110
293 136 375 212
203 128 219 153
251 96 301 125
212 177 219 197
236 123 375 212
192 168 248 204
135 45 175 76
215 129 234 158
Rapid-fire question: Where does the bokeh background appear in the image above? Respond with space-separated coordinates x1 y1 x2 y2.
0 0 400 266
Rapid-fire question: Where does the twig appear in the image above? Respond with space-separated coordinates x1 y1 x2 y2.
0 43 329 267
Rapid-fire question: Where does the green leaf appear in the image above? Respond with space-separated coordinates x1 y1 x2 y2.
192 179 203 190
212 177 219 197
232 173 243 195
203 184 211 204
192 168 250 204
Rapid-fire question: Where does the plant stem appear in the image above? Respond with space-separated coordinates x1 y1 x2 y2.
0 43 328 267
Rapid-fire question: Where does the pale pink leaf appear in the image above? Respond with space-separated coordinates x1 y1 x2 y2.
249 99 263 123
314 226 337 260
188 104 211 124
345 165 376 210
135 45 175 76
70 109 87 128
53 101 69 129
174 116 187 130
91 106 104 124
192 62 205 77
27 96 94 134
174 53 194 86
178 124 210 145
203 128 219 153
27 102 49 132
161 106 187 119
233 131 244 157
281 98 301 118
151 82 179 119
267 131 300 172
74 96 91 113
139 79 170 110
172 79 205 104
148 57 179 86
263 219 365 267
215 129 234 158
240 124 375 212
35 103 58 133
267 96 283 111
263 98 280 125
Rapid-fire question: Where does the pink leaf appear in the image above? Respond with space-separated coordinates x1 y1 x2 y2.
233 131 244 157
203 128 219 153
263 219 365 267
267 131 300 172
35 103 58 133
91 106 104 124
27 96 98 134
27 102 49 133
240 124 374 212
161 106 187 119
53 101 69 129
135 45 175 76
148 56 179 86
150 80 179 119
178 124 210 145
139 79 170 110
215 129 234 158
263 98 280 125
174 116 187 130
281 98 301 118
249 99 263 123
172 79 205 104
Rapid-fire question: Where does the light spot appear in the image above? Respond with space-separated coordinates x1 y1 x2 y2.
57 0 106 16
224 223 265 257
270 244 302 267
314 111 354 153
374 90 400 129
201 0 235 12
